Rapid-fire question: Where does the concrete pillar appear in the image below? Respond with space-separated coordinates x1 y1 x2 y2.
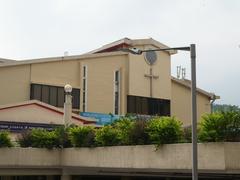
46 176 55 180
61 175 71 180
63 84 72 126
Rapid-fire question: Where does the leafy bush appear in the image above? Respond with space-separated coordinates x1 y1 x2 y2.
31 129 59 149
113 118 134 145
0 131 12 147
18 130 33 147
95 125 120 146
146 116 183 145
54 126 72 148
18 129 59 149
129 119 150 145
182 126 192 143
199 111 240 142
69 126 95 147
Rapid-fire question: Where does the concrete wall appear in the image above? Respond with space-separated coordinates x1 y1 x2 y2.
79 54 128 115
128 51 171 100
0 65 30 105
171 80 211 125
31 60 80 88
1 143 240 175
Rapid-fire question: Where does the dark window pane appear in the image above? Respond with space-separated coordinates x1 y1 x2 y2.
49 86 57 106
83 92 86 103
31 84 41 100
115 71 119 81
127 96 136 114
141 97 148 115
41 85 49 103
72 88 80 109
83 66 86 77
127 95 170 116
83 79 86 89
30 83 80 109
57 87 64 107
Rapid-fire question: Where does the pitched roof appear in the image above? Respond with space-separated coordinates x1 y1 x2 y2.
0 100 96 125
86 37 177 55
0 37 176 68
171 76 219 100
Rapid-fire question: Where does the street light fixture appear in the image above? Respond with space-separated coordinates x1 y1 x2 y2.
121 44 198 180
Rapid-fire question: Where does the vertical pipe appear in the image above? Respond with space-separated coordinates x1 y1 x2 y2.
190 44 198 180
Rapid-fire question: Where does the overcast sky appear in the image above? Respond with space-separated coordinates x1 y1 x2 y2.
0 0 239 106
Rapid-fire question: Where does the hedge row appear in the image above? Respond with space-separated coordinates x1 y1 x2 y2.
16 116 184 149
1 111 240 149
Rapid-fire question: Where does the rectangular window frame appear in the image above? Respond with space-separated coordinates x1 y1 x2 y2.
30 83 80 109
82 65 88 112
113 70 121 115
127 95 170 116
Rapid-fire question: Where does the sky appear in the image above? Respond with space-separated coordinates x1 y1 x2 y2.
0 0 239 106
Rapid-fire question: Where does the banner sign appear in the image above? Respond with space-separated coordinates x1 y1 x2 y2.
0 121 59 132
80 112 121 125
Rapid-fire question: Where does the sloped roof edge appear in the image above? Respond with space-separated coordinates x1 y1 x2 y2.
0 100 96 124
171 76 219 100
87 37 177 55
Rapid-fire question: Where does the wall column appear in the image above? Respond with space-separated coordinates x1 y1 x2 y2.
121 177 132 180
61 175 71 180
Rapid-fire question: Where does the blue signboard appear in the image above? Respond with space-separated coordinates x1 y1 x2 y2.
80 112 121 125
0 121 59 132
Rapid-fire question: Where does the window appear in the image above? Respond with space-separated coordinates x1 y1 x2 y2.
127 95 170 116
82 65 87 112
30 84 80 109
114 70 120 114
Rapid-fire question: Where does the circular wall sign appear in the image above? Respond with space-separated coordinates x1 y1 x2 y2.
144 51 157 65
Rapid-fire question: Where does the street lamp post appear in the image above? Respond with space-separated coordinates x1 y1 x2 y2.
64 84 73 126
121 44 198 180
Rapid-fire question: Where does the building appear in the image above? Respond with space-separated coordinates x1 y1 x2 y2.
0 100 96 139
0 38 218 125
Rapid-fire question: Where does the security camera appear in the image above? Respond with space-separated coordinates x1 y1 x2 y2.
129 47 143 55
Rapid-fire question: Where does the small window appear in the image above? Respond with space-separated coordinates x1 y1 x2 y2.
82 65 87 112
41 85 49 103
57 87 64 107
49 86 57 106
114 70 120 115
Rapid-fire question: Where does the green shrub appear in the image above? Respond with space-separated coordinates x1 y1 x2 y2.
18 130 33 147
0 131 12 147
129 119 150 145
146 116 183 145
199 111 240 142
18 129 60 149
69 126 95 147
113 118 134 145
54 126 72 148
95 125 120 146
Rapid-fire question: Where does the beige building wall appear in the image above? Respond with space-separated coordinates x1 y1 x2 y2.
0 104 81 125
171 80 211 125
80 54 128 114
128 50 171 100
0 65 30 105
31 60 80 88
